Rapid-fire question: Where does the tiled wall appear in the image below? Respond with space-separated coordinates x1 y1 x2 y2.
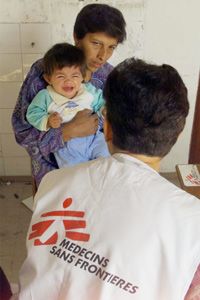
1 0 197 173
0 1 144 176
0 23 52 176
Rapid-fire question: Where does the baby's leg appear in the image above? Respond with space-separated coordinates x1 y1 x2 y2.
54 137 89 168
89 132 110 160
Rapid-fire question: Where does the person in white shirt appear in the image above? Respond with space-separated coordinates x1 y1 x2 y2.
18 58 200 300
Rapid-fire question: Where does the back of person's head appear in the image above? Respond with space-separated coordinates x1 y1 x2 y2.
43 43 86 76
74 4 126 43
104 58 189 157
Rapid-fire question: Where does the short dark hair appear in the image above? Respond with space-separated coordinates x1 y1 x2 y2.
74 4 126 43
104 58 189 157
43 43 86 76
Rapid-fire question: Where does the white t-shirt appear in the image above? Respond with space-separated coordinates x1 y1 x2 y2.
19 154 200 300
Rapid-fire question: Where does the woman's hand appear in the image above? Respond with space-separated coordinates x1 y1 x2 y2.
61 109 99 142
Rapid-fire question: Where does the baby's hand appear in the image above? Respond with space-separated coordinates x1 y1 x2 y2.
48 112 62 128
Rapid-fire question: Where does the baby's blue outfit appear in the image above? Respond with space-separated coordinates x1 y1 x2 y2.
26 83 109 168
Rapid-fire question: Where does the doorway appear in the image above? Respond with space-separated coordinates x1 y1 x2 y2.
189 73 200 164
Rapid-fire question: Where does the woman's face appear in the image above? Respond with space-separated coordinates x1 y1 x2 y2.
74 32 118 79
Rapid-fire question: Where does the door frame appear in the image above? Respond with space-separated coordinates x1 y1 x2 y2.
189 72 200 163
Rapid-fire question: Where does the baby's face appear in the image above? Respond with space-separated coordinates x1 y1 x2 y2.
48 66 83 98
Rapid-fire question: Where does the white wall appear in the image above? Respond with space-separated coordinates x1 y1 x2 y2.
143 0 200 171
0 0 199 175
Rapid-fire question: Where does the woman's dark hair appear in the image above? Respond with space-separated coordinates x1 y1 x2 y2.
103 58 189 157
43 43 86 76
74 4 126 43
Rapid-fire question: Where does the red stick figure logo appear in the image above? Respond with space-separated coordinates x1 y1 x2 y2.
28 197 90 246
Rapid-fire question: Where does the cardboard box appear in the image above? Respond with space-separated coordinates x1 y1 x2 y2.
176 164 200 199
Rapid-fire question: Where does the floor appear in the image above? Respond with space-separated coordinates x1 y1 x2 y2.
0 173 180 285
0 179 32 284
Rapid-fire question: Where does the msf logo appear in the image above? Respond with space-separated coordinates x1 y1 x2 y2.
28 197 90 246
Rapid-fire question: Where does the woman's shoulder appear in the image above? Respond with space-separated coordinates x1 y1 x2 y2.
21 58 46 99
94 62 113 78
91 62 113 89
28 58 44 77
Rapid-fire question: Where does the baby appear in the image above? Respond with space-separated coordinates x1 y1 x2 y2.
26 43 109 168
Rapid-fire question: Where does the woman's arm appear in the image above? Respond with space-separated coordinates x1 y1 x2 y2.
61 109 99 141
11 59 61 157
